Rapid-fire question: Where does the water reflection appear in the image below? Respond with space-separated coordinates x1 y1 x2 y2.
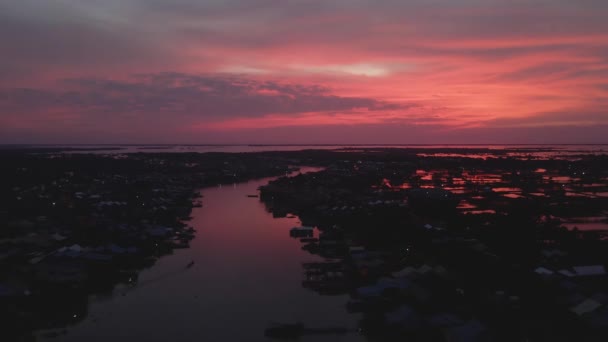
42 167 364 342
40 144 608 161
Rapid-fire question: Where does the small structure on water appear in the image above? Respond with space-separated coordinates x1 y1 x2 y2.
290 226 314 238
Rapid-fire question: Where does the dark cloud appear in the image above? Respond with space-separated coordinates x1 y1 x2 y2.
0 73 412 118
0 1 169 84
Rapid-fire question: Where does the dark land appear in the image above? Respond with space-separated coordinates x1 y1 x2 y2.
0 150 295 340
1 147 608 341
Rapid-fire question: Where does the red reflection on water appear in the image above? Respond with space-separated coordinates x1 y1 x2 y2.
52 167 364 342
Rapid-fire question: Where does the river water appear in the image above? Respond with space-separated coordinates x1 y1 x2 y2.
44 167 364 342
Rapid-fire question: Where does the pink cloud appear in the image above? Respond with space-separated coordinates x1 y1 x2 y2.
1 1 607 143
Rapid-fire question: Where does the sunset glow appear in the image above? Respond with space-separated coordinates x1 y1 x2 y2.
1 0 607 143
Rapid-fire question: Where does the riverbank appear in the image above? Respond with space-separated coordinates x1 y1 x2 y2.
259 151 608 341
39 167 364 342
3 147 608 341
0 151 298 340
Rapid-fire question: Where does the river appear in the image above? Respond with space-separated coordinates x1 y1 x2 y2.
44 167 364 342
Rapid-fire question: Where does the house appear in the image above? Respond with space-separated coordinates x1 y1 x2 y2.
51 233 67 242
0 283 18 297
573 265 606 277
357 277 411 297
385 305 422 329
393 266 417 278
35 261 87 284
534 267 555 276
349 246 365 254
571 298 602 316
290 226 314 237
429 313 464 328
445 320 488 342
146 226 172 237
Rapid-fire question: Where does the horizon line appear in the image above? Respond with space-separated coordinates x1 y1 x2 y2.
2 143 608 147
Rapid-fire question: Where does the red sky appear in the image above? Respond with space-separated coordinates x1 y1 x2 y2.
1 0 607 144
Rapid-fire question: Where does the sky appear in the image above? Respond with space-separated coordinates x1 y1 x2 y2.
1 0 607 144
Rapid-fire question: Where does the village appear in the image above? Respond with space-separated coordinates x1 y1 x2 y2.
1 147 607 341
0 150 295 340
260 148 608 341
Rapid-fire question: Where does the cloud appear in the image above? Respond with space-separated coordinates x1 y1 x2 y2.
0 1 172 85
485 109 608 128
0 73 417 139
1 0 607 143
4 73 409 116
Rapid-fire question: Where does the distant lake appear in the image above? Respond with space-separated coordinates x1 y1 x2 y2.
42 167 365 342
12 144 608 159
